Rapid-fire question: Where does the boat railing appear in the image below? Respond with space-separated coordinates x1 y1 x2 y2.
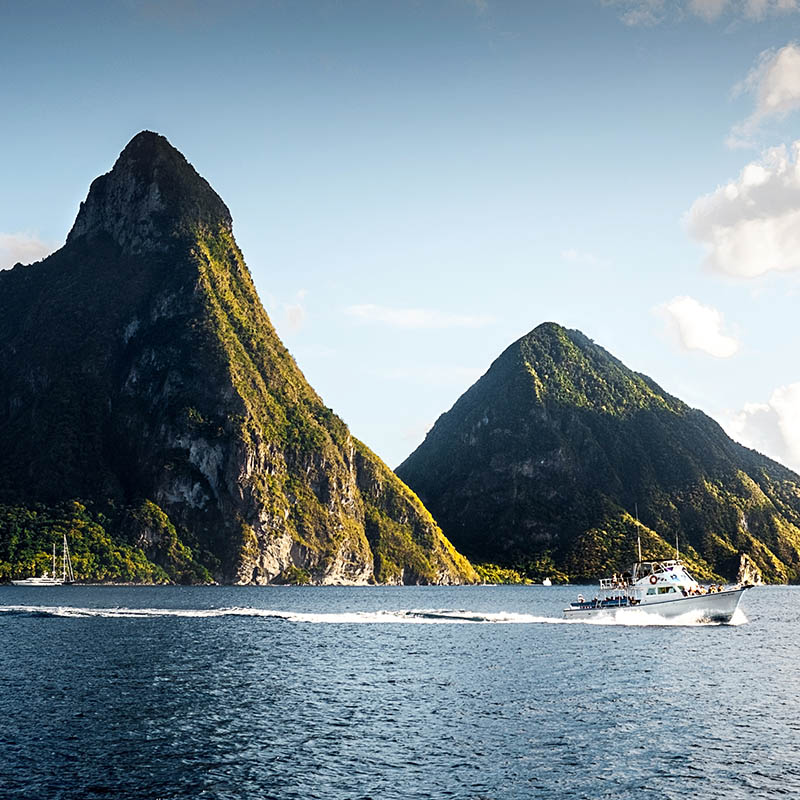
599 577 630 590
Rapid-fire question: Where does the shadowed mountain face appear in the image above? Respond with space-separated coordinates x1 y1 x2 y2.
397 323 800 583
0 131 476 585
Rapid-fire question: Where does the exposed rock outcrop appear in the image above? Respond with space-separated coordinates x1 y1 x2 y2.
737 553 763 586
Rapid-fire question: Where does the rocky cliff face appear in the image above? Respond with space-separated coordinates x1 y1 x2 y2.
0 131 476 585
737 554 763 586
397 322 800 583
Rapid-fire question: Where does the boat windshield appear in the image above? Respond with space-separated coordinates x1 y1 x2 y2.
626 560 695 583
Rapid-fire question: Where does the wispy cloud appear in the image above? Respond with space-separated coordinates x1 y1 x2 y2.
605 0 798 25
655 296 740 357
604 0 666 26
402 420 434 444
742 0 799 20
689 0 729 20
265 288 308 333
284 303 306 332
727 43 800 148
718 382 800 473
293 344 338 360
560 248 610 267
0 233 55 270
459 0 489 12
686 141 800 277
127 0 249 28
345 304 494 329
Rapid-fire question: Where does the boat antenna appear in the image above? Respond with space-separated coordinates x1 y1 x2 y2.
635 503 642 563
675 532 679 561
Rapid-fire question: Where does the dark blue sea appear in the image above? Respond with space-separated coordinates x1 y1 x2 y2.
0 585 796 799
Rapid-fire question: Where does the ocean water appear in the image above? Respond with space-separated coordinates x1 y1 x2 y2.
0 585 796 800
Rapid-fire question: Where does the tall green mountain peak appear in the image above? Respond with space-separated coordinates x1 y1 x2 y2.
397 322 800 583
0 131 476 585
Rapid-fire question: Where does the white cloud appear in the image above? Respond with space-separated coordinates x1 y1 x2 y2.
0 232 55 270
719 382 800 472
656 296 740 357
686 141 800 277
728 43 800 148
345 304 494 329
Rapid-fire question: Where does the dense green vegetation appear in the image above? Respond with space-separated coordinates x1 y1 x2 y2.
122 500 213 584
355 440 477 584
398 322 800 584
474 564 533 584
0 501 171 583
274 565 312 585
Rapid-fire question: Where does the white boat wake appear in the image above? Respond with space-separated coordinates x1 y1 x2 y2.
578 606 748 626
0 605 748 625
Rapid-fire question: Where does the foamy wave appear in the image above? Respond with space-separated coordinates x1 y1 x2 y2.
0 605 748 626
729 607 748 626
0 605 557 624
572 606 749 627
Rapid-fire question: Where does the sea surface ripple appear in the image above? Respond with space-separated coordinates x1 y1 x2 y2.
0 584 796 799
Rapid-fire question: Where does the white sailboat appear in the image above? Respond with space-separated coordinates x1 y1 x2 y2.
11 535 75 586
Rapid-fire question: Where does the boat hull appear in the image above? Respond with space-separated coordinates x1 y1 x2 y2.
563 587 749 623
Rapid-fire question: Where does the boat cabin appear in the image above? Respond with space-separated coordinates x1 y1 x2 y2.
570 559 709 610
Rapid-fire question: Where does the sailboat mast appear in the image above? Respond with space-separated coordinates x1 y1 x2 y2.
52 543 56 578
62 534 74 583
635 503 642 562
676 533 679 561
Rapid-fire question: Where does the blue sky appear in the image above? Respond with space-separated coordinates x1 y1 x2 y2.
4 0 800 469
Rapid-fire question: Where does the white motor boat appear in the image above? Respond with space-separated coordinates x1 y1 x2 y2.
564 558 751 623
11 535 75 586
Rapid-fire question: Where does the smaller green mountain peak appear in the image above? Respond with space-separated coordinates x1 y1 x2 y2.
66 130 231 253
530 320 568 336
398 323 800 584
521 321 595 350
